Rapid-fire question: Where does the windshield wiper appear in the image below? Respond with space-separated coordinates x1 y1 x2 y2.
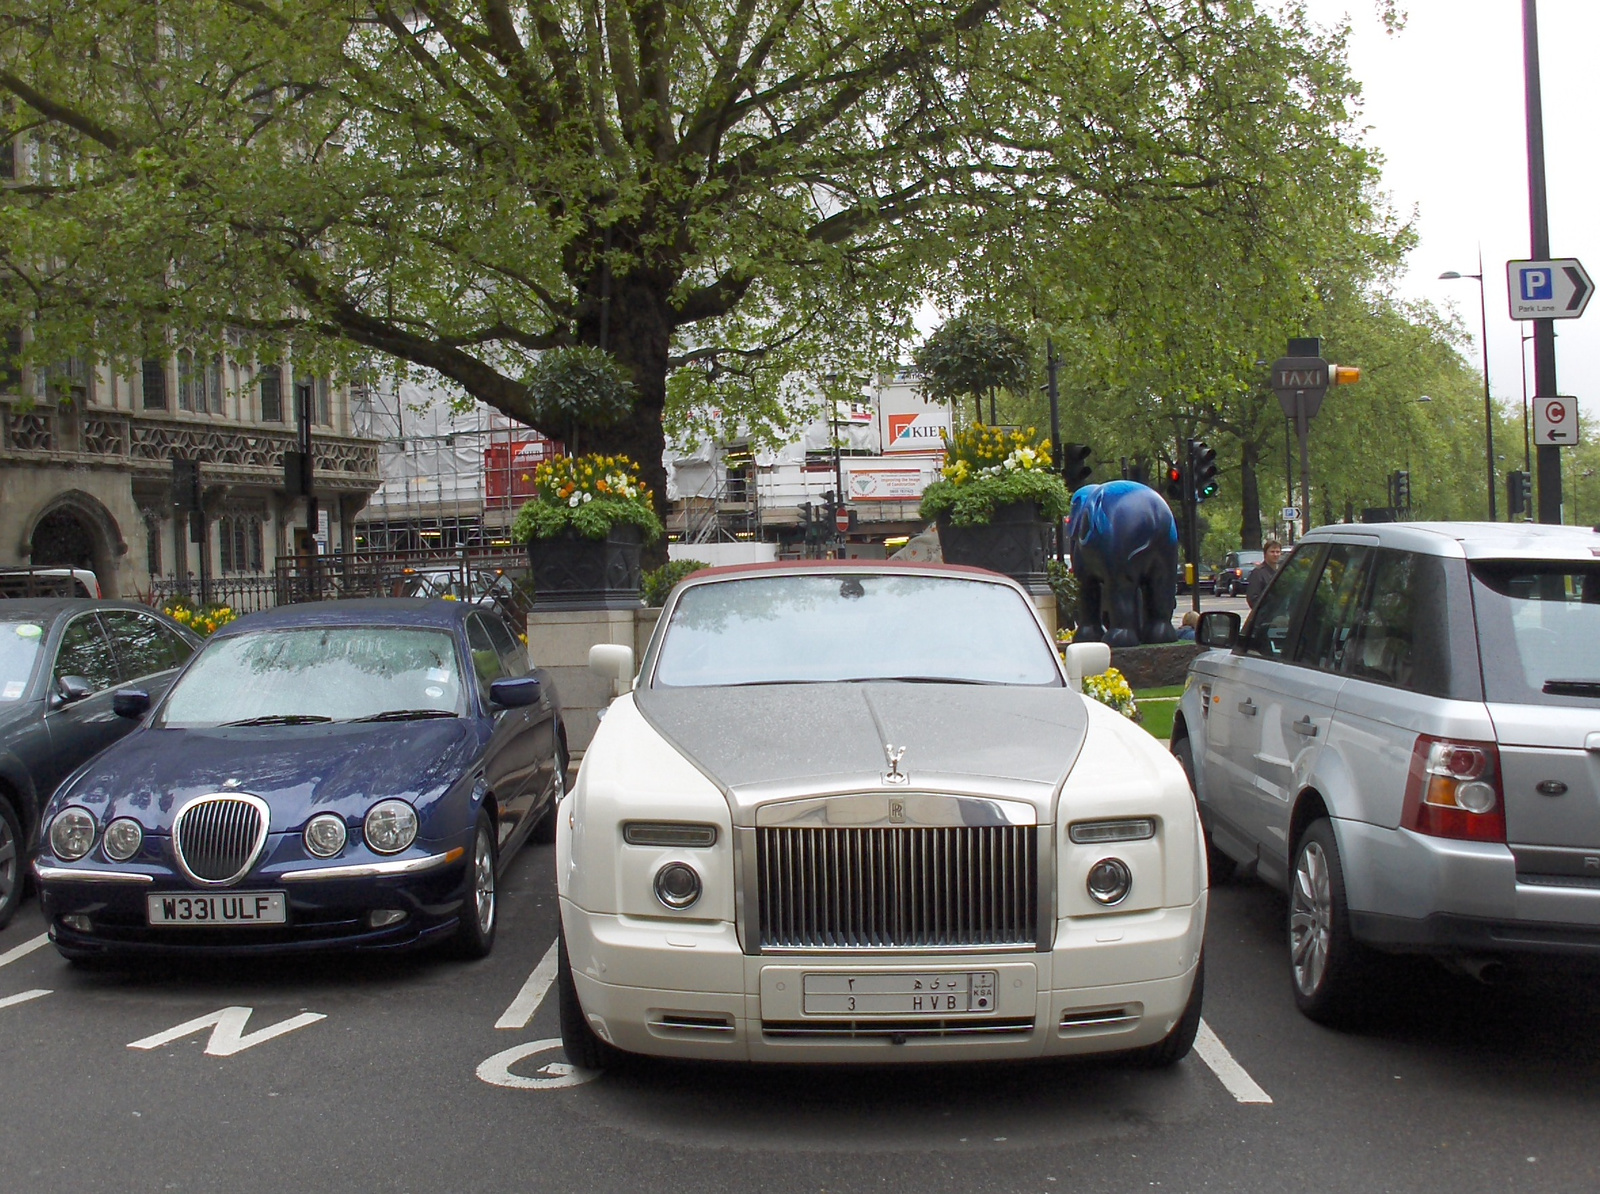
220 714 334 727
1543 680 1600 697
867 676 990 685
352 709 459 722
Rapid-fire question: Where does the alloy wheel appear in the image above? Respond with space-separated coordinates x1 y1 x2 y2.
0 815 16 911
1290 840 1332 996
473 827 496 936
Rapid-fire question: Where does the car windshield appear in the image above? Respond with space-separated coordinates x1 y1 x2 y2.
1470 563 1600 706
651 573 1062 688
0 621 46 701
1235 552 1264 568
159 626 467 726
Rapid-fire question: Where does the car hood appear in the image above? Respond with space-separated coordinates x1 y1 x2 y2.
633 682 1089 808
53 720 485 832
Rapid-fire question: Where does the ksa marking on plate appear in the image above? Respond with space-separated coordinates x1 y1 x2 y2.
802 971 997 1015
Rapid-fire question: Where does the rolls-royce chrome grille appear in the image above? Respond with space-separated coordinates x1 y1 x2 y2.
756 825 1038 950
173 794 270 886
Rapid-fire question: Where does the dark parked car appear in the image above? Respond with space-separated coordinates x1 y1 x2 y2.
34 599 566 959
0 599 201 928
1212 550 1264 597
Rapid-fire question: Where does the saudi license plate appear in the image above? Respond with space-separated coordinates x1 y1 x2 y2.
802 971 997 1016
147 892 287 926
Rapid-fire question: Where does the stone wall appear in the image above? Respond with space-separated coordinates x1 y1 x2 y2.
527 606 661 756
1109 642 1204 689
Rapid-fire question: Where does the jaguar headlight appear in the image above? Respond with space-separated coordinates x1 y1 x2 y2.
49 807 97 862
304 813 349 858
363 800 418 854
102 817 144 862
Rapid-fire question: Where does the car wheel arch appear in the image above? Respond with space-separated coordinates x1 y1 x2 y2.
1289 788 1332 861
0 767 38 840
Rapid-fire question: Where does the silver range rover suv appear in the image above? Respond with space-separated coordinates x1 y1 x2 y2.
1174 522 1600 1023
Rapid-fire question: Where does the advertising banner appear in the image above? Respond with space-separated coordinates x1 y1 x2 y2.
846 466 927 502
884 411 949 454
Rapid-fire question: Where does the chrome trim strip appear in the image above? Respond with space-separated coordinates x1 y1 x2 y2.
736 826 759 955
278 850 459 882
34 864 154 885
172 792 271 888
762 1017 1035 1040
755 791 1037 829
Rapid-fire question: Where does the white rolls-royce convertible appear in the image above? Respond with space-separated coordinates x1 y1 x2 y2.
557 563 1206 1066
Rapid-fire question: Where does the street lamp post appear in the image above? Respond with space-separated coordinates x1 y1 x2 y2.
1441 253 1497 521
1578 470 1596 527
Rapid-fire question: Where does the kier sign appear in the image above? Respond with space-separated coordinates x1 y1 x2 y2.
1534 396 1579 446
885 411 949 453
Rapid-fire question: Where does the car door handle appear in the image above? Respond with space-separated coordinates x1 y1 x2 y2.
1237 699 1257 716
1293 716 1318 737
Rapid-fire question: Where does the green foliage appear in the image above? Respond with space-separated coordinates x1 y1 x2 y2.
913 316 1032 409
642 560 710 608
523 347 635 449
512 496 663 543
920 468 1072 527
1045 559 1079 631
510 452 663 542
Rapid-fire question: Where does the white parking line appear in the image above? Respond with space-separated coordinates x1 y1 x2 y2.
495 940 561 1030
0 933 49 969
0 989 51 1010
1194 1019 1273 1104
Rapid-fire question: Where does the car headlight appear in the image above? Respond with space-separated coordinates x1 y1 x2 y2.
653 861 702 909
1069 818 1156 844
304 814 349 858
363 800 418 854
1086 857 1133 906
49 807 97 862
102 817 144 862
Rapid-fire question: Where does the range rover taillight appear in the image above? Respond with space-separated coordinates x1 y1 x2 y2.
1401 735 1506 843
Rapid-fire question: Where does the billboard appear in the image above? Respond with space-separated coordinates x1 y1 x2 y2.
846 465 928 502
884 411 948 453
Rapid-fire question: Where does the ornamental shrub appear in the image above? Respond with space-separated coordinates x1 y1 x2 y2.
160 597 238 637
510 453 664 543
1081 666 1140 721
918 423 1072 526
642 559 709 607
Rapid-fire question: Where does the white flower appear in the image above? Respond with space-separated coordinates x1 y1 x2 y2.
568 494 581 507
581 491 593 503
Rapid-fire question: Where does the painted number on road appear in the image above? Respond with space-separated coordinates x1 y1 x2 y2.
477 1038 599 1090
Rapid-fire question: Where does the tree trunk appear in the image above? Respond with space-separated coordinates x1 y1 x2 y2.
575 276 674 569
1239 438 1263 549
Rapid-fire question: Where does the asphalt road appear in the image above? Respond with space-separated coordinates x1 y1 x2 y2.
3 839 1598 1194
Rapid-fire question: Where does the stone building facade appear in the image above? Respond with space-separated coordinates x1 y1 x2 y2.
0 349 381 600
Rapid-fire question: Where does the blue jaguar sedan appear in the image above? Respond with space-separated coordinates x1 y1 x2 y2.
33 599 566 960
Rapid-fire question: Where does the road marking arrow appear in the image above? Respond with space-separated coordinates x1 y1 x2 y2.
1567 266 1591 312
128 1006 327 1057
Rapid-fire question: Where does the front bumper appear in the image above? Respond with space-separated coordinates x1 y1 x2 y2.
1337 819 1600 960
36 847 471 957
561 894 1205 1063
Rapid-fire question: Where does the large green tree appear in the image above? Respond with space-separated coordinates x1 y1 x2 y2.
1 0 1383 513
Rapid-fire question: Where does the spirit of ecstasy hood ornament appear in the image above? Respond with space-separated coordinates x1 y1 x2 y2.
882 744 908 786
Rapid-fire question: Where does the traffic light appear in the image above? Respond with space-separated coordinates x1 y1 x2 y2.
1060 443 1093 489
1507 470 1532 518
1393 469 1411 510
170 458 201 513
1188 440 1218 501
1164 464 1186 503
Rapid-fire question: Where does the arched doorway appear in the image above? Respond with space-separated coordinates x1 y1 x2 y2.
30 509 97 571
26 490 127 597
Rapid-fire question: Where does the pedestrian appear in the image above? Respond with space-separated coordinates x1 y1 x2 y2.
1245 540 1283 609
1176 610 1200 641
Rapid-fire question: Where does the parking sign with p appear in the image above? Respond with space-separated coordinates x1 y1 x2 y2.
1507 258 1591 320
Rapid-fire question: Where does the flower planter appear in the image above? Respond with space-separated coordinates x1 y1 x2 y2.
936 500 1052 595
525 524 644 610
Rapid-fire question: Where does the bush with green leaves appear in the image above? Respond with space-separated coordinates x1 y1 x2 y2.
510 452 663 542
1045 558 1079 630
919 424 1071 526
642 559 710 607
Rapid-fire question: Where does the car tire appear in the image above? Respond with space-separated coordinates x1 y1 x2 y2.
1172 737 1235 885
1289 818 1370 1025
557 923 625 1071
532 739 567 846
448 811 498 959
0 794 23 930
1130 954 1204 1068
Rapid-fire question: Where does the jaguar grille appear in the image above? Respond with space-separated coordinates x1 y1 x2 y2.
173 794 270 886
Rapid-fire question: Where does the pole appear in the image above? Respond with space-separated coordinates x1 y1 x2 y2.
1046 339 1063 562
1475 250 1497 521
1296 397 1312 538
1520 332 1533 474
1524 0 1562 523
1283 416 1295 544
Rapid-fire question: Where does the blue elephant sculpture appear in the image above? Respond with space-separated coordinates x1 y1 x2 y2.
1067 480 1179 647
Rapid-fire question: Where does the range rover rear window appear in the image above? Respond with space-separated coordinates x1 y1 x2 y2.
1470 563 1600 706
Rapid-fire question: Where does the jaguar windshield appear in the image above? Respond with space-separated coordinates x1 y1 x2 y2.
160 626 466 726
651 573 1062 688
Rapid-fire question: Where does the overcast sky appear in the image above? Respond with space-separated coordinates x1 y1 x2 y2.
1296 0 1599 452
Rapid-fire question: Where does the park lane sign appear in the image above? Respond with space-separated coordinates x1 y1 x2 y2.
1271 356 1329 420
1507 259 1592 321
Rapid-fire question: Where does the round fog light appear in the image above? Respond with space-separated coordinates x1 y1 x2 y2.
59 914 92 933
1086 858 1133 906
49 807 97 862
1455 781 1497 814
304 813 348 858
102 818 143 862
653 862 702 910
364 800 418 854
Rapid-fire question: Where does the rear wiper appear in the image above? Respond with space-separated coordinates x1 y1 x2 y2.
1543 680 1600 697
352 709 459 722
220 714 334 727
